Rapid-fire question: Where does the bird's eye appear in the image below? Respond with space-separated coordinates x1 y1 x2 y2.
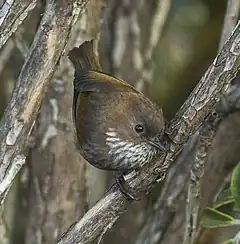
135 124 144 134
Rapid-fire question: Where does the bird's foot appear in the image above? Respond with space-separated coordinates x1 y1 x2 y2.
115 172 140 201
164 130 177 145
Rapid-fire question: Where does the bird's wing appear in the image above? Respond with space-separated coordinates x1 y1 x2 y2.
74 70 138 93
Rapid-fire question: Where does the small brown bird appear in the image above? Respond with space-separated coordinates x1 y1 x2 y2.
68 40 166 199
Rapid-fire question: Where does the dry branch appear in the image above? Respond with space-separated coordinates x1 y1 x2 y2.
0 0 89 204
136 84 240 244
219 0 240 50
0 0 37 49
183 88 239 244
57 21 240 244
183 2 240 243
135 0 171 92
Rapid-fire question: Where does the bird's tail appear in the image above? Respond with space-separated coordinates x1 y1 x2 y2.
68 40 102 73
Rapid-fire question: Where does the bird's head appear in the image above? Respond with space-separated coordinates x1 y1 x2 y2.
103 92 166 170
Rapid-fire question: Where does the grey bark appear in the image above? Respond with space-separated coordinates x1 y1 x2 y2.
0 0 89 204
101 0 171 94
0 0 37 49
219 0 240 50
136 3 240 243
0 1 239 244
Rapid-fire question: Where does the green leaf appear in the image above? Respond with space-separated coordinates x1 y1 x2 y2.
231 165 240 211
201 207 234 228
213 189 234 209
222 239 233 244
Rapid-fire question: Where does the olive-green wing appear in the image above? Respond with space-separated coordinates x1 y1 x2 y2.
72 70 138 133
73 70 137 93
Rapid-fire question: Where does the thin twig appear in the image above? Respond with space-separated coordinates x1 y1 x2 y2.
233 229 240 243
135 0 171 92
0 0 37 49
0 39 14 74
106 0 170 94
12 32 29 58
57 21 240 244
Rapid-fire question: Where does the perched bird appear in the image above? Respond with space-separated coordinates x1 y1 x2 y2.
68 40 166 199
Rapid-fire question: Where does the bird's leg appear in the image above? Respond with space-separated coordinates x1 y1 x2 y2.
164 130 177 145
164 121 178 145
114 171 140 201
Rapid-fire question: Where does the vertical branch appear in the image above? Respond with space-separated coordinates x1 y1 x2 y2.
183 113 219 244
135 0 171 92
184 2 240 243
0 207 9 244
0 0 89 204
219 0 240 50
103 0 170 94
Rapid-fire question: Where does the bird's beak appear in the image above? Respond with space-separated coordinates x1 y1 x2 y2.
148 137 166 151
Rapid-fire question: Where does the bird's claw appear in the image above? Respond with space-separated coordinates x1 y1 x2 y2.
164 130 178 145
115 174 141 201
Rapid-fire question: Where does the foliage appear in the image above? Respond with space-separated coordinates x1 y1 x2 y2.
201 165 240 243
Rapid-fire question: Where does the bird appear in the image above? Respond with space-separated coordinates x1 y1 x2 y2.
68 40 166 199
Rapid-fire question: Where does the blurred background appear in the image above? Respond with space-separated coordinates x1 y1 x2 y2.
0 0 239 244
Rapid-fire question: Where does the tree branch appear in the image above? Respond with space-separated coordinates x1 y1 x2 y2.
0 0 37 49
183 86 239 244
219 0 240 51
0 0 89 204
102 0 170 95
184 2 240 242
135 0 171 92
57 21 240 244
136 19 240 244
136 84 240 244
